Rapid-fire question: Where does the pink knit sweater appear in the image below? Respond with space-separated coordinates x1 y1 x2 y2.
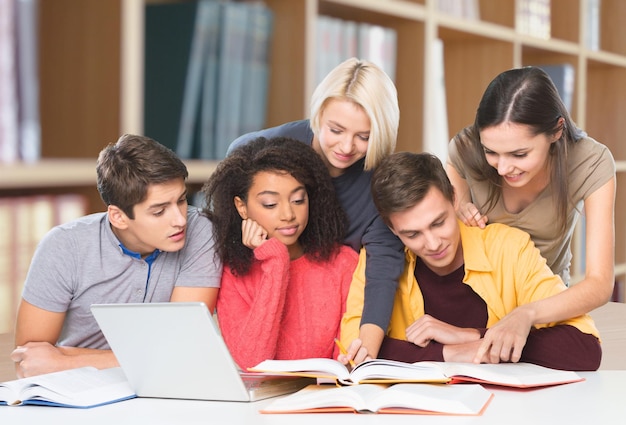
216 238 358 370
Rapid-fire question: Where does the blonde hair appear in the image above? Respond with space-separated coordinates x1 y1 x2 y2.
309 58 399 170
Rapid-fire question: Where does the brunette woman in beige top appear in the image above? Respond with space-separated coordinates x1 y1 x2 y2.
447 66 615 364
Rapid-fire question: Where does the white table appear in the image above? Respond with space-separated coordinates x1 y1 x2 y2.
1 371 625 425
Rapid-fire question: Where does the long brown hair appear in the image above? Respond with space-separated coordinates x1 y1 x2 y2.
454 66 585 234
96 134 188 218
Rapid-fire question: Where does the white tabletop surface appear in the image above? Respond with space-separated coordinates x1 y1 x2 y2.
1 371 625 425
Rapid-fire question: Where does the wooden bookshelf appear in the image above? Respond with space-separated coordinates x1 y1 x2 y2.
1 0 624 300
0 159 218 213
0 159 218 190
258 0 626 299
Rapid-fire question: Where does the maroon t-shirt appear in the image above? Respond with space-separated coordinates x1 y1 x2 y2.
377 258 601 371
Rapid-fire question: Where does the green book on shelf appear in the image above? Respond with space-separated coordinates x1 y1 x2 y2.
144 1 196 153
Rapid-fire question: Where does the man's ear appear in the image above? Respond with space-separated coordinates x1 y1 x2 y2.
234 196 247 220
108 205 129 230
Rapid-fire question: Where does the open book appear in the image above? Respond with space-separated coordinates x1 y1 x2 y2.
261 383 493 415
0 367 136 408
249 358 584 388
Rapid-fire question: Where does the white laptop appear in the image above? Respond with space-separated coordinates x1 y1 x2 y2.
90 302 313 402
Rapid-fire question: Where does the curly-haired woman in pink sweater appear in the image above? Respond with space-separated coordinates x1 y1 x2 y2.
202 137 358 370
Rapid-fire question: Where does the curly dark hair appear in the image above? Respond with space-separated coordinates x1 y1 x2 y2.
202 137 347 276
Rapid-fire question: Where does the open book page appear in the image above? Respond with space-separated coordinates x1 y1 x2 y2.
260 383 493 415
0 367 136 407
432 362 584 388
250 358 583 388
349 359 450 384
249 358 353 382
250 358 450 385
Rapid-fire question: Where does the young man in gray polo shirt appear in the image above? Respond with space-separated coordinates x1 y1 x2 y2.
11 134 222 378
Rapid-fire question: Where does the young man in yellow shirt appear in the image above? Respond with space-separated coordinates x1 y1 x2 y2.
340 152 601 371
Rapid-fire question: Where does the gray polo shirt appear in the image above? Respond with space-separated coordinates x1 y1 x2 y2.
22 206 221 349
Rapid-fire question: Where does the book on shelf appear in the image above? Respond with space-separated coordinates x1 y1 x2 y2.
53 193 88 226
249 358 584 388
238 2 273 139
260 382 493 416
213 1 249 160
342 20 358 65
15 0 41 162
144 1 197 153
0 194 87 334
424 38 449 164
0 367 135 408
13 196 55 314
358 22 397 82
315 16 396 85
585 0 601 50
536 63 575 112
315 16 345 86
437 0 480 20
197 0 222 160
0 0 19 163
176 0 218 160
516 0 551 40
175 1 274 160
0 198 12 333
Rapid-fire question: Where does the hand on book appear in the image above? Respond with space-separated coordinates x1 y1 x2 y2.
406 314 482 347
473 306 533 364
11 342 118 379
11 342 69 379
442 339 487 363
337 338 372 368
250 357 583 388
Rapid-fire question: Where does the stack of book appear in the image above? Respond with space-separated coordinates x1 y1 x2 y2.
251 358 584 415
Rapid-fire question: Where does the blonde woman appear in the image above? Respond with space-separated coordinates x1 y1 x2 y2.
228 58 403 359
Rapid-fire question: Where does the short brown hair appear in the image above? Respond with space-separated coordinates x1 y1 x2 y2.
96 134 188 218
371 152 454 227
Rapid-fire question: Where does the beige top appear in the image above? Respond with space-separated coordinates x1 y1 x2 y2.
448 135 615 284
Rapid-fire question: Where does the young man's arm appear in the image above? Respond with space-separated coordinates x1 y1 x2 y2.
515 325 601 371
170 286 219 313
11 300 118 378
380 324 601 371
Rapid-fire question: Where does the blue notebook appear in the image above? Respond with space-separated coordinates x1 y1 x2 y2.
0 366 135 408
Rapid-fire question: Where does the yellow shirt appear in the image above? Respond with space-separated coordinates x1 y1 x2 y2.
340 221 599 346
